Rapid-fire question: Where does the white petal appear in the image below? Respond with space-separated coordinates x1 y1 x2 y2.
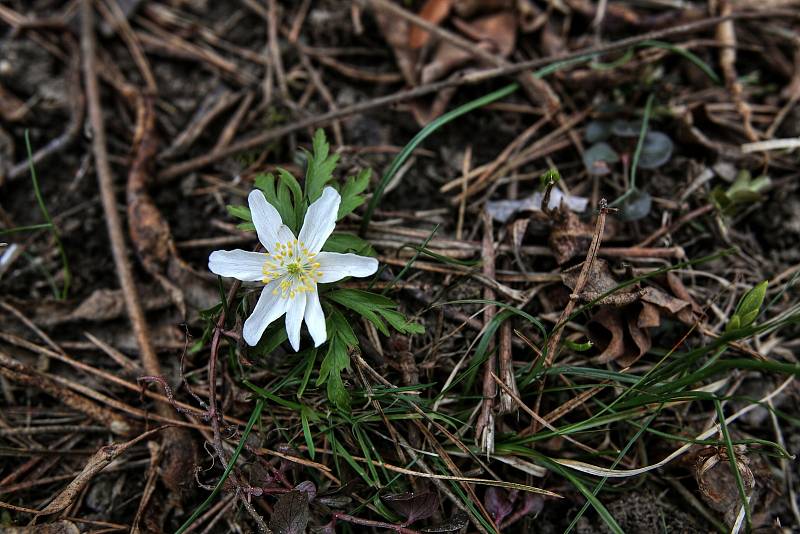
249 190 295 253
298 186 340 253
316 252 378 283
208 250 266 282
242 282 289 346
304 289 327 347
285 293 307 352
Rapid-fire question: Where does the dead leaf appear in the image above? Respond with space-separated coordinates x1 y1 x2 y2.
383 491 439 525
562 260 695 366
159 428 198 495
373 9 418 85
695 446 755 526
453 0 513 18
561 258 642 306
420 41 473 84
548 210 596 266
127 91 187 318
269 490 310 534
640 286 694 325
409 0 453 49
0 84 26 122
451 12 517 57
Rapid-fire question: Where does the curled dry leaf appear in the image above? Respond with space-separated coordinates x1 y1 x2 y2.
547 209 595 265
562 259 695 366
695 445 755 526
372 8 417 86
409 0 453 49
451 11 517 57
561 258 641 306
421 12 516 85
375 1 518 123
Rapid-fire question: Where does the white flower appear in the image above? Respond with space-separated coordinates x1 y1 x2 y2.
208 187 378 350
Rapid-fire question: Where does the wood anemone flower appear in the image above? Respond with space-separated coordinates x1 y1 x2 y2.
209 187 378 350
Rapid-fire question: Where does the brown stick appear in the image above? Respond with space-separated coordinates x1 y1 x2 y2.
80 0 172 423
476 210 497 455
529 201 612 432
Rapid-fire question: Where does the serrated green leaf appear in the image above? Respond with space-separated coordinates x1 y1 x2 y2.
227 204 252 221
255 172 277 200
322 232 377 256
328 308 358 348
317 336 350 386
327 288 396 309
237 222 255 232
378 308 424 335
327 371 350 412
277 167 305 229
338 168 371 219
327 289 421 337
304 129 339 203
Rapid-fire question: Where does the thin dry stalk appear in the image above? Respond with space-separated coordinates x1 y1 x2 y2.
476 210 497 455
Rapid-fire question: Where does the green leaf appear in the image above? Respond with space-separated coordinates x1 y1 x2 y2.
237 222 256 232
322 232 377 256
254 170 304 232
565 338 594 352
227 204 252 221
301 407 316 460
378 308 425 335
277 167 305 229
304 129 339 203
727 280 768 332
328 308 358 348
539 167 561 189
712 170 771 217
337 168 371 219
250 322 289 356
326 289 423 337
327 371 350 413
317 336 351 412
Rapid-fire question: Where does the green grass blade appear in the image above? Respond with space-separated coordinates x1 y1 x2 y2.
360 83 520 233
714 399 751 529
25 130 71 299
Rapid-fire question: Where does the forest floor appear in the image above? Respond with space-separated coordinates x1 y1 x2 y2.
1 1 800 533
